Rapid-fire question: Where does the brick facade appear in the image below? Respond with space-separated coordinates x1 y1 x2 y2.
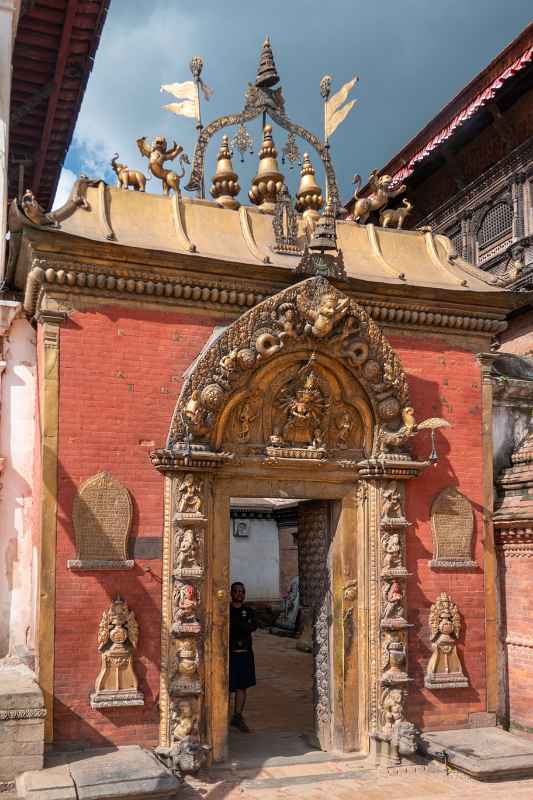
50 306 488 746
53 306 224 745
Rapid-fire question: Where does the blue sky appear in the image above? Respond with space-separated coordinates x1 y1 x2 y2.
55 1 532 208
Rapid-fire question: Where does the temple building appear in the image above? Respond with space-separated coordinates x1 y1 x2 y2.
3 35 533 785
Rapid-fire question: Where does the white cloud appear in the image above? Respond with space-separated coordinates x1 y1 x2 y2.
52 168 77 210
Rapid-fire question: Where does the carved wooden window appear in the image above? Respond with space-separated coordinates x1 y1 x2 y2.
446 226 462 257
477 202 512 249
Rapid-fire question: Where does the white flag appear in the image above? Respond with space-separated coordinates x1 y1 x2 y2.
160 81 197 101
162 100 198 120
325 76 358 138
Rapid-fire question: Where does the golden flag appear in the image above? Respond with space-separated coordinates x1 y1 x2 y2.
162 100 199 120
325 76 358 138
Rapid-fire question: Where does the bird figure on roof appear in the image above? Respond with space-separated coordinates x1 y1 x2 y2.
377 406 450 456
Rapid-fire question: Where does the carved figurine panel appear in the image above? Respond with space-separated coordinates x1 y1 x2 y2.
221 353 367 459
90 597 144 708
175 473 205 518
425 593 468 689
173 526 204 579
430 487 476 569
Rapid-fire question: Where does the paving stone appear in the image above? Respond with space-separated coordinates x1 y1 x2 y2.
67 747 179 800
421 727 533 781
15 765 76 800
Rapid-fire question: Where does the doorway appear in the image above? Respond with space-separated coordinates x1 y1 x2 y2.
227 497 318 762
207 478 363 764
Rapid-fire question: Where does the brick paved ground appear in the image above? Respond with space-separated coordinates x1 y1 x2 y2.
186 630 533 799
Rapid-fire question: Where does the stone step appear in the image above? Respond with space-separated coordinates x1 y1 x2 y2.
421 727 533 781
16 746 180 800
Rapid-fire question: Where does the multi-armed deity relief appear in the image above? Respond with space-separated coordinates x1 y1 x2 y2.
425 593 468 689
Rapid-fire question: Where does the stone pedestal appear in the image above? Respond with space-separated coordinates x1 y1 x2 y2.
0 665 45 780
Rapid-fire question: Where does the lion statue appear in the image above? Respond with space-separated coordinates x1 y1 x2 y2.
350 170 407 224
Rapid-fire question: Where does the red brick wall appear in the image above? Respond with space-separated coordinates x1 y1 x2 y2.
52 308 488 745
390 333 487 731
54 305 223 746
500 554 533 732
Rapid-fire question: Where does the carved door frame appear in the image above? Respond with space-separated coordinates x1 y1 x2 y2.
153 276 428 765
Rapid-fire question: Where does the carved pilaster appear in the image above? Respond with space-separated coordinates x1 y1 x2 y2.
461 211 474 264
361 460 425 764
509 172 527 240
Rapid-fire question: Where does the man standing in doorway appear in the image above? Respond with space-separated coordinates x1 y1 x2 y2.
229 581 257 733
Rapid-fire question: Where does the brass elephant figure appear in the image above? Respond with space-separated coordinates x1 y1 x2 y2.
379 198 413 229
110 154 147 191
351 170 406 224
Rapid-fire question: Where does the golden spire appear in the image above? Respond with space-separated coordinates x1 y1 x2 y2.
295 153 323 233
248 124 284 213
210 135 240 210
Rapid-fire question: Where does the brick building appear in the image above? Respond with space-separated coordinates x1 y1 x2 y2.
348 24 533 738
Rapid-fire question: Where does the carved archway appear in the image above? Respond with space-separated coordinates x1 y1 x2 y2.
169 276 410 454
153 277 426 771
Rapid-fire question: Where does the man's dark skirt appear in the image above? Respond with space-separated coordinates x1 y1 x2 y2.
229 649 256 692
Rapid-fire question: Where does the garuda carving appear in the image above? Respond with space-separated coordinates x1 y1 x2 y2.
167 277 411 451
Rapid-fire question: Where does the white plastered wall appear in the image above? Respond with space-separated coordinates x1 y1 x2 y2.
230 518 280 603
0 304 37 660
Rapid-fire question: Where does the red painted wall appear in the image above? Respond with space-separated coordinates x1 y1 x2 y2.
54 305 223 746
391 334 487 731
52 307 488 745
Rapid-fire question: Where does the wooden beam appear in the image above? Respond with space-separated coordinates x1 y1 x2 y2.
31 1 79 200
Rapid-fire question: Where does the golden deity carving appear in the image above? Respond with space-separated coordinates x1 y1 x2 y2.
350 170 407 225
110 153 147 192
136 135 190 195
172 582 201 634
297 292 349 338
174 528 202 578
171 638 200 694
91 598 143 708
425 593 468 689
277 368 328 448
236 400 257 442
176 473 203 516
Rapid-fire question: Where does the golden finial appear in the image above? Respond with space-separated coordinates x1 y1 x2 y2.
248 124 284 213
295 153 323 236
210 135 240 210
309 202 337 253
255 36 280 88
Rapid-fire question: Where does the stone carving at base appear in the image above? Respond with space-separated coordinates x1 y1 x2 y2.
90 598 144 709
425 592 468 689
430 487 476 569
155 697 209 775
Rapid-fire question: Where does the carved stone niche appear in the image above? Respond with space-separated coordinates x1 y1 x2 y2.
425 592 468 690
430 487 476 570
68 472 134 570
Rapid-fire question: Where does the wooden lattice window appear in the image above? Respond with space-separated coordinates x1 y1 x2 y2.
477 202 512 249
447 226 462 257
